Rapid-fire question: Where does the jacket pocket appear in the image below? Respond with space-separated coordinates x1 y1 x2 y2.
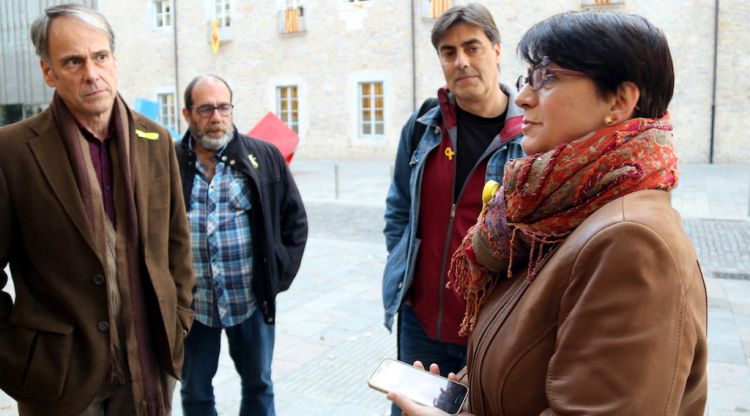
170 305 194 379
382 234 418 315
0 318 74 402
274 242 292 293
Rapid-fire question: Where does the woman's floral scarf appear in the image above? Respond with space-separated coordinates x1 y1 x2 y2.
448 115 678 335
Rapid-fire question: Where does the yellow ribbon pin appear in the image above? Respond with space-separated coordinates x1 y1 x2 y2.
135 129 159 140
444 147 455 160
481 180 501 206
248 154 259 169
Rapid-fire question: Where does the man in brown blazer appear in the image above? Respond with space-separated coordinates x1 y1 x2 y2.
0 4 194 415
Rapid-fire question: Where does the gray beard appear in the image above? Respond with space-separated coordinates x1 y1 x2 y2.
193 129 232 151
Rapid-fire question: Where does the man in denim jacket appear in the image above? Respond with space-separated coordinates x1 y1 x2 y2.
382 5 524 414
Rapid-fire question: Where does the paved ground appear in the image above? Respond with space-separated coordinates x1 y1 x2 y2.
1 160 749 415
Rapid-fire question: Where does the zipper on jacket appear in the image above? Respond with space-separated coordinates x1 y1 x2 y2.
434 202 457 339
434 140 499 341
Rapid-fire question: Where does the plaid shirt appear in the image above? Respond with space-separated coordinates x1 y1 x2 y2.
188 148 255 328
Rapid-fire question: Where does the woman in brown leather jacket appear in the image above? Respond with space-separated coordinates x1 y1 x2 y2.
389 10 707 416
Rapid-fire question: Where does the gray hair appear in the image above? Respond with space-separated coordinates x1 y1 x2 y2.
30 3 115 62
431 3 501 50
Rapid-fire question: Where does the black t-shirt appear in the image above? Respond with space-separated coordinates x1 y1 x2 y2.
454 105 506 198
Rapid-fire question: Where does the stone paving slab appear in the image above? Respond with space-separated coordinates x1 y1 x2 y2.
671 164 750 220
683 220 750 276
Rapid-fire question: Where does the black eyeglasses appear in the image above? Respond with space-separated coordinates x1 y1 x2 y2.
191 103 234 118
516 57 590 91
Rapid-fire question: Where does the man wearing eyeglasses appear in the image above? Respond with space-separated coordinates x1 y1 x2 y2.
382 5 525 415
175 75 307 416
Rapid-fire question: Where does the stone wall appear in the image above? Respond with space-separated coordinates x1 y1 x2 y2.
99 0 748 162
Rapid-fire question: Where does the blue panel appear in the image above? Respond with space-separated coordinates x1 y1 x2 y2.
134 97 159 120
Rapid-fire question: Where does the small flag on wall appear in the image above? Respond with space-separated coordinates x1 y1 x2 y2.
284 8 300 33
210 19 220 54
431 0 451 18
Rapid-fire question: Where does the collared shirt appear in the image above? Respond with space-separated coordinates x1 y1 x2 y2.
188 144 255 328
80 126 115 223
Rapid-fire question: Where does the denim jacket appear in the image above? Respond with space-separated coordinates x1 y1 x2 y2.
382 83 525 331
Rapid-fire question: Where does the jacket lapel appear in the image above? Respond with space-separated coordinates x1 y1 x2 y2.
228 130 262 188
27 113 98 253
133 119 151 249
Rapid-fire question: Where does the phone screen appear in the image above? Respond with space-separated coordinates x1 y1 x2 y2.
368 359 468 414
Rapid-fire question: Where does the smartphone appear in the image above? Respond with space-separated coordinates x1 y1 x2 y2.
367 358 468 414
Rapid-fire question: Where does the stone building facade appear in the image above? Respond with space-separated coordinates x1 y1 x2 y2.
2 0 747 162
0 0 97 124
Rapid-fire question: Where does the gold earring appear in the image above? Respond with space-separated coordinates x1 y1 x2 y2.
604 115 614 126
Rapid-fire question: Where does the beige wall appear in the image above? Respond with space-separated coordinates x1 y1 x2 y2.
714 0 750 163
100 0 749 163
103 1 177 121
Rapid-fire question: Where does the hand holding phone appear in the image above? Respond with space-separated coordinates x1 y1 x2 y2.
388 390 456 416
368 358 468 414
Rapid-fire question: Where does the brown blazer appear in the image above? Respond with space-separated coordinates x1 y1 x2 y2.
466 190 707 415
0 109 195 415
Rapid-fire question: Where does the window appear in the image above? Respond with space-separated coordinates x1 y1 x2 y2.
211 0 233 43
276 86 299 134
358 81 384 137
283 0 303 9
0 104 44 127
215 0 231 28
279 0 305 34
0 105 22 127
423 0 451 19
155 0 172 27
157 93 177 133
